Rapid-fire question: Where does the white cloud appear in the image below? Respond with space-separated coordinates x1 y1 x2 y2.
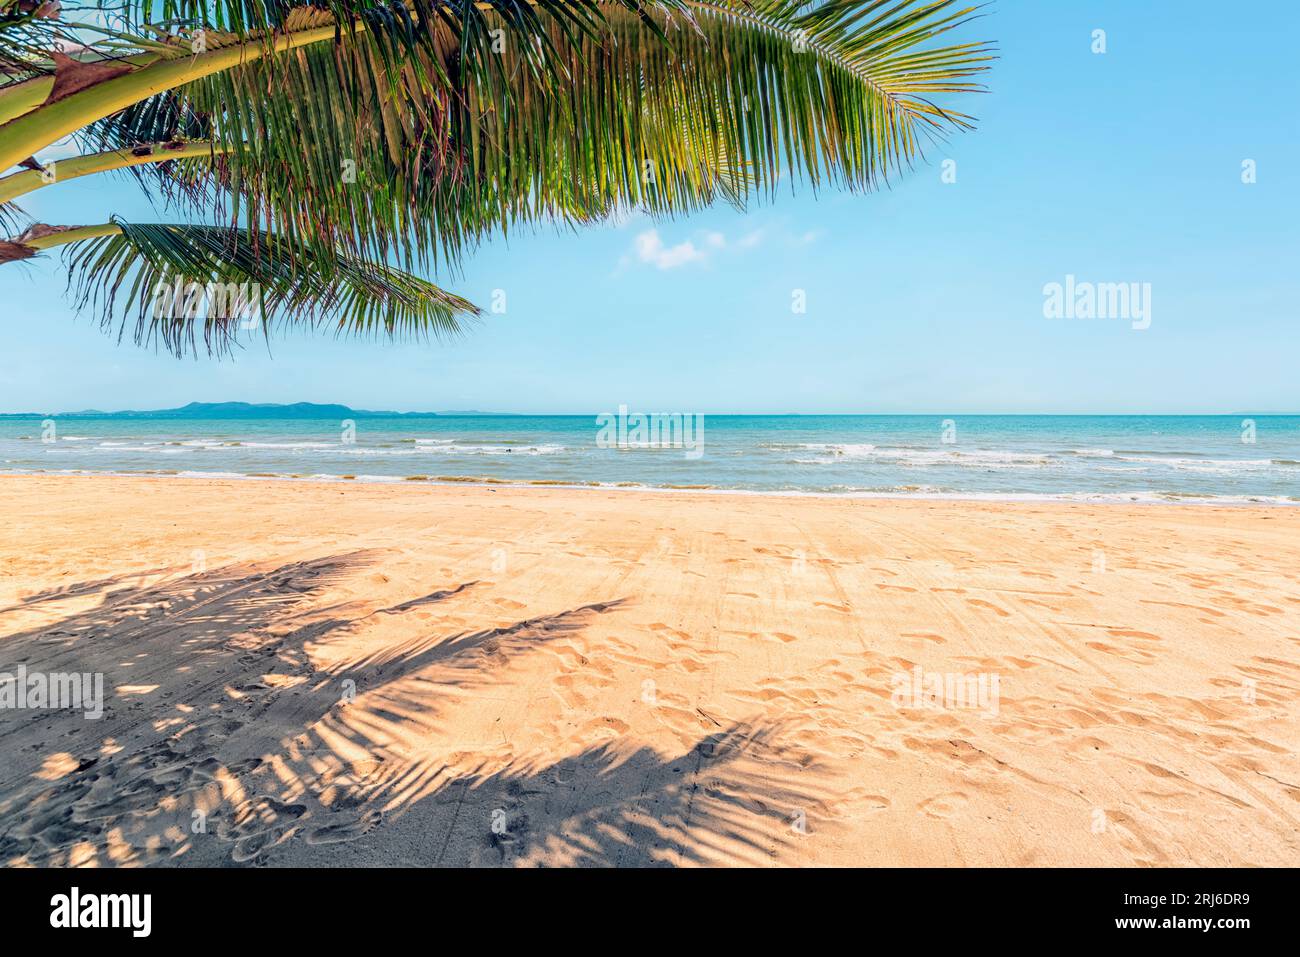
633 229 709 270
622 222 813 272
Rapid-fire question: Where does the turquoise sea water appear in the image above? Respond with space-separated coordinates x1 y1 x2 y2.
2 414 1298 504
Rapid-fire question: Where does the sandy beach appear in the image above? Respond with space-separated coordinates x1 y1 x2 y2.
0 473 1296 867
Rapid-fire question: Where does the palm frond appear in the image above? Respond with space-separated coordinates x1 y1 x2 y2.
0 1 993 360
0 2 61 83
74 93 217 208
149 0 992 274
62 217 481 356
0 196 25 232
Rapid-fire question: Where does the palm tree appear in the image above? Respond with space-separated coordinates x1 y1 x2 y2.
0 0 992 355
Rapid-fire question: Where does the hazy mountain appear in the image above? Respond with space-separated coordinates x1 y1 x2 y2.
0 402 431 419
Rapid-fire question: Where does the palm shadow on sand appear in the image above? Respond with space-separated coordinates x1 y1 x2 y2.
0 552 832 867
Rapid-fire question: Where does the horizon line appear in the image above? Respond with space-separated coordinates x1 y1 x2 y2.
4 408 1299 418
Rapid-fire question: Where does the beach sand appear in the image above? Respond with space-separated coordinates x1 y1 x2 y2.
0 473 1296 867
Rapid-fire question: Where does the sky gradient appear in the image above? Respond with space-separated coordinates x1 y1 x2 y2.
1 0 1297 414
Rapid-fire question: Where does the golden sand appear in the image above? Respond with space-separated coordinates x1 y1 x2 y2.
0 474 1296 866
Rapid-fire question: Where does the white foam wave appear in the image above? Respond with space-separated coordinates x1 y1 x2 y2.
792 445 1052 468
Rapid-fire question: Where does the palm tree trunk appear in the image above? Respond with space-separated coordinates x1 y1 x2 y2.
0 142 223 202
0 23 345 174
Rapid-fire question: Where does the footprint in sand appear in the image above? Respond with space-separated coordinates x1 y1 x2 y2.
672 657 713 674
218 795 308 862
648 622 693 641
901 632 946 644
1108 628 1162 642
966 598 1010 617
844 788 892 811
813 601 851 614
1086 641 1156 664
574 715 631 741
232 825 297 863
219 795 307 841
306 809 384 846
917 792 969 819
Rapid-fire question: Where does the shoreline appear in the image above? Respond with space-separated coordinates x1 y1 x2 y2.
2 468 1297 507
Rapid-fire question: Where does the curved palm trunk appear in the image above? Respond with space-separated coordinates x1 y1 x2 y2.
0 222 121 263
0 23 344 174
0 142 222 202
21 222 122 250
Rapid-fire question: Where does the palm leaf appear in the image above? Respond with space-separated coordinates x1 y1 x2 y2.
1 1 992 358
86 1 992 274
0 3 60 82
62 217 481 356
0 196 24 232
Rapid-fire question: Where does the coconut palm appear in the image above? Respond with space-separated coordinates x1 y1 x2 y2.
0 0 993 355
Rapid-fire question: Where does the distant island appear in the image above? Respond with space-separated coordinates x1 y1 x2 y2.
0 402 520 419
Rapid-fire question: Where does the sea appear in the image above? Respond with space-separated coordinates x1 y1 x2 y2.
2 414 1297 505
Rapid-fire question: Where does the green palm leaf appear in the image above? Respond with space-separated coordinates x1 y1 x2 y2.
60 217 480 356
0 1 992 357
147 1 992 273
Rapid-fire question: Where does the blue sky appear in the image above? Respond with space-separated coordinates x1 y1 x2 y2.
2 0 1297 414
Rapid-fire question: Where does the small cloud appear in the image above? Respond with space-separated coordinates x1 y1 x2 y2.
620 223 807 273
632 229 709 270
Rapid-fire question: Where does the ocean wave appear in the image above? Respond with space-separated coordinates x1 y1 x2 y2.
337 443 565 456
94 444 191 454
1119 456 1293 472
1113 448 1214 458
437 443 565 455
339 447 424 457
790 445 1053 468
808 442 877 457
